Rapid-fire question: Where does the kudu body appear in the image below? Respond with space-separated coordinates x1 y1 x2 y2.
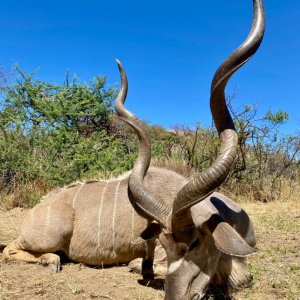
3 0 265 298
2 168 253 268
3 167 186 270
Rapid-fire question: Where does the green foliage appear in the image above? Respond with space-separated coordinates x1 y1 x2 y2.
149 123 220 173
1 67 115 134
0 68 136 208
263 109 289 124
146 102 299 202
225 100 299 200
0 68 299 208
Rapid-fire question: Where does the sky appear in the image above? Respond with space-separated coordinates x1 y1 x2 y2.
0 0 299 134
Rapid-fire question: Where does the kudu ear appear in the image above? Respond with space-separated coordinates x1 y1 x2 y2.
211 222 256 257
131 222 162 244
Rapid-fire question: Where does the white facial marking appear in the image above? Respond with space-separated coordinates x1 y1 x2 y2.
168 257 184 274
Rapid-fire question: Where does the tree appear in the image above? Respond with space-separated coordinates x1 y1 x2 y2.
227 99 299 200
0 68 136 208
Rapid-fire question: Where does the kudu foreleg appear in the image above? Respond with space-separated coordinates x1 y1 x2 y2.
141 239 156 278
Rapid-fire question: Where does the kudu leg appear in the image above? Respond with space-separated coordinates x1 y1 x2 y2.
141 239 156 278
128 239 156 277
129 240 167 277
3 242 61 272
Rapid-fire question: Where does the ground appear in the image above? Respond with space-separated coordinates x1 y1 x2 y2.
0 200 299 300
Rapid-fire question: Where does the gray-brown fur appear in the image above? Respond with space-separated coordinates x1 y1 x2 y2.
5 171 252 287
3 1 265 299
3 163 255 294
113 1 265 299
128 187 256 295
3 167 185 266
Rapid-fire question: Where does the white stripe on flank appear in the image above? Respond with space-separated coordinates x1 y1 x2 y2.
112 181 121 257
97 181 108 248
72 183 85 209
168 257 184 274
44 205 51 238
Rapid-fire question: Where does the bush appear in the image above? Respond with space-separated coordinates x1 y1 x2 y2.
0 68 136 208
0 68 298 208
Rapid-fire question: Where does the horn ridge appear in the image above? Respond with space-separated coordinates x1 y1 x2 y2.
171 0 266 230
114 60 170 227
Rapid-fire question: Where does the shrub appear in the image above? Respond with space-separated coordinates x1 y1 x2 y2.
0 68 136 208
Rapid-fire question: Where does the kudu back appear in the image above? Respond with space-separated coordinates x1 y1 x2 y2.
3 0 265 299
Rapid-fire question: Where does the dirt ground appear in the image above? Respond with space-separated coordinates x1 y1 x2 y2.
0 200 299 300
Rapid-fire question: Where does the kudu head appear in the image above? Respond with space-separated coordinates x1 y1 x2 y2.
115 0 265 298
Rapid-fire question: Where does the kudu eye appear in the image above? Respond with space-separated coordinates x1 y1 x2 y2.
189 239 200 251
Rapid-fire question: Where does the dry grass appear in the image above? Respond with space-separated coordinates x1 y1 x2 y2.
222 177 300 204
0 178 50 210
0 194 299 299
238 199 300 300
0 262 165 300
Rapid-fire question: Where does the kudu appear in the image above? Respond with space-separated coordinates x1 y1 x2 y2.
3 0 265 298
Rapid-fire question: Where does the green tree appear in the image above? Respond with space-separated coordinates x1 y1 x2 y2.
227 100 299 200
0 68 136 208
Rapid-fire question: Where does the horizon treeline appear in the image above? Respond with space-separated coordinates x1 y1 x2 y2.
0 68 299 208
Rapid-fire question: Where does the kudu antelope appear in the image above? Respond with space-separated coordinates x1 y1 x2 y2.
3 0 265 298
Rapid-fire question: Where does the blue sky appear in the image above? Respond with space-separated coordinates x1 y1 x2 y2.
0 0 299 134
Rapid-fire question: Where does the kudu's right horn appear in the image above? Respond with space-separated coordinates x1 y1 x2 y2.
114 0 266 233
171 0 266 232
